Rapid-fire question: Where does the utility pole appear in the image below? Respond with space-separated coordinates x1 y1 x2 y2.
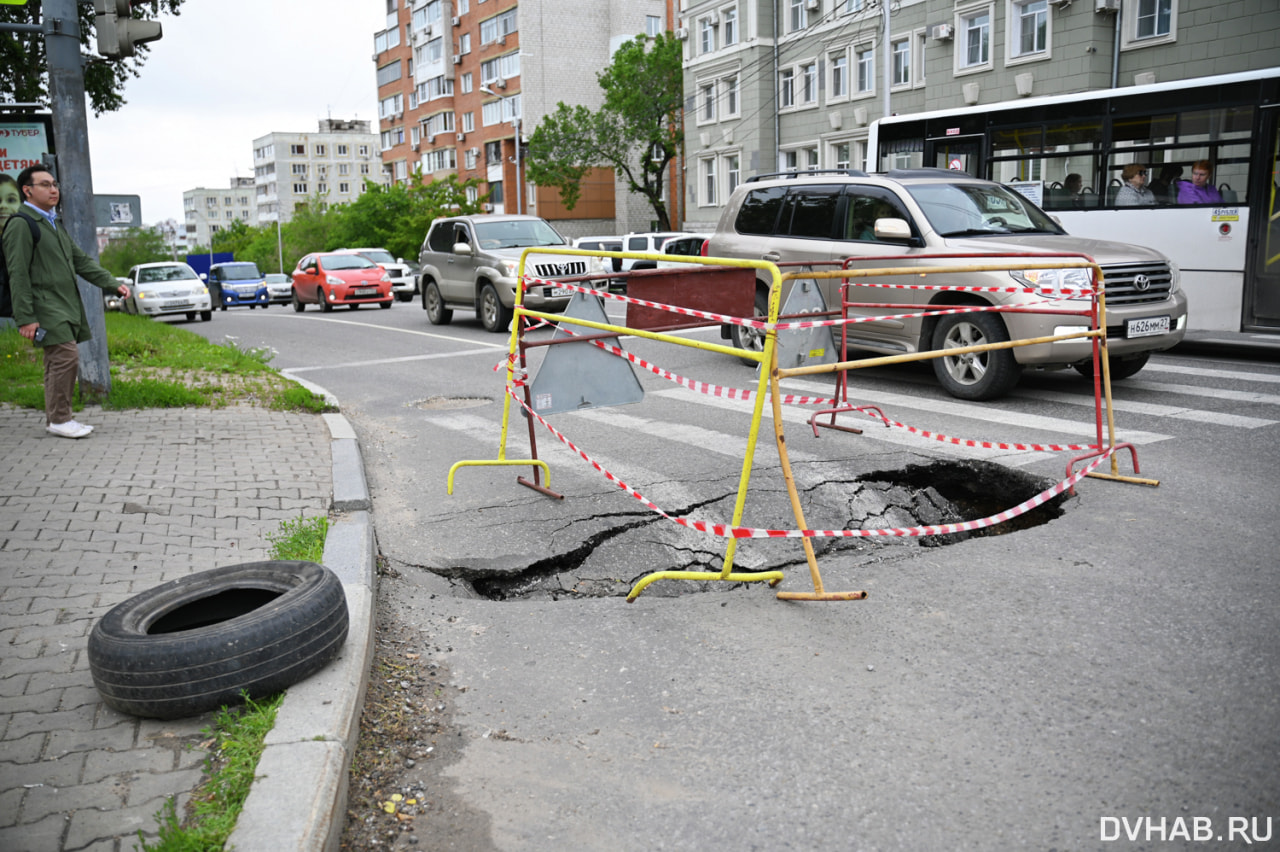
44 0 112 397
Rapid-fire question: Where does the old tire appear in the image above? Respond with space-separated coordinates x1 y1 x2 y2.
424 281 452 325
87 561 348 719
930 311 1023 400
479 282 512 333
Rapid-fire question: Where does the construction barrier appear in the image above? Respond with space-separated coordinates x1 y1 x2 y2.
447 247 1156 602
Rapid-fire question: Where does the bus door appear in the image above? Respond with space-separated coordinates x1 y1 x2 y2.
1245 105 1280 330
925 135 984 177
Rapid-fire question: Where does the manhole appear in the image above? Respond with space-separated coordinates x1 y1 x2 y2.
412 396 492 411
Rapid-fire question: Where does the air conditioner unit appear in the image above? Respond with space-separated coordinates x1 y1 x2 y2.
708 10 720 24
469 147 480 157
426 134 435 143
929 23 954 40
495 78 506 89
497 34 506 45
452 53 461 64
1095 0 1119 10
425 23 434 37
411 143 420 152
451 15 460 26
674 26 689 40
456 132 466 141
805 0 820 11
482 202 494 212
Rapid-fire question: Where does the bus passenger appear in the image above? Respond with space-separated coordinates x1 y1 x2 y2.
1063 173 1084 207
1114 164 1156 206
1177 160 1224 204
1149 165 1183 203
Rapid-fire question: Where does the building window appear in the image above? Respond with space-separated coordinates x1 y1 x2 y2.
800 62 818 104
701 83 717 122
722 7 738 45
830 51 848 99
290 144 305 155
724 75 739 116
842 0 864 11
699 16 716 53
833 141 851 170
293 183 308 194
915 30 927 86
460 32 471 53
726 154 740 195
890 38 910 86
789 0 807 31
480 8 517 44
461 72 473 93
1011 0 1047 57
646 15 661 37
292 164 307 175
702 157 717 206
779 68 795 108
1135 0 1171 38
856 46 874 93
462 111 475 132
782 149 798 171
959 8 991 69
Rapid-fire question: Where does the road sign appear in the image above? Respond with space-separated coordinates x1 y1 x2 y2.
93 194 141 228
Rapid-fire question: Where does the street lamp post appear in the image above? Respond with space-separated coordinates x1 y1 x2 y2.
481 85 522 215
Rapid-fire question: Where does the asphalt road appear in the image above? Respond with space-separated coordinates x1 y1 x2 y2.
184 300 1280 851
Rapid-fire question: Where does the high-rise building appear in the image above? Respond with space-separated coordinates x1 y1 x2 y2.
182 177 257 250
251 119 385 226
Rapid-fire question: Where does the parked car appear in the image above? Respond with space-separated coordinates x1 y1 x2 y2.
418 214 606 332
336 248 416 302
619 231 691 271
572 235 624 270
655 233 712 269
105 278 130 311
707 168 1188 399
205 261 269 310
291 251 393 312
122 262 212 322
264 272 293 305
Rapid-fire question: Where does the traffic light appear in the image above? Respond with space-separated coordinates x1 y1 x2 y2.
93 0 162 58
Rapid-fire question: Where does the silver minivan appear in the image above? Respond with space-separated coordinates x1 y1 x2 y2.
709 169 1188 399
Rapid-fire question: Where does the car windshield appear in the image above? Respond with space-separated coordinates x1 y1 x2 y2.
264 273 290 283
355 250 395 264
138 265 198 283
906 183 1065 237
474 219 567 249
320 254 377 271
217 263 263 281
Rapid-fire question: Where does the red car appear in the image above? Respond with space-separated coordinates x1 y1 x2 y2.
291 251 393 312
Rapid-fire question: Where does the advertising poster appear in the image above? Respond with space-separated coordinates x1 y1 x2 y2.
0 115 53 179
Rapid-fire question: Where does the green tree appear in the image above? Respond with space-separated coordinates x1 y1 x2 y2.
328 174 487 262
0 1 185 116
98 227 171 276
526 33 683 230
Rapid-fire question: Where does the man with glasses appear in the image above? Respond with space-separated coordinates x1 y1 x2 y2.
3 165 131 439
1176 160 1224 204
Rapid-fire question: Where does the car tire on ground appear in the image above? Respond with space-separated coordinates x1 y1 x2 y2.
320 290 333 313
185 312 196 322
424 281 452 325
930 310 1023 400
292 292 305 312
200 310 212 322
1072 352 1150 381
396 292 413 303
479 281 512 333
86 561 349 719
730 288 770 367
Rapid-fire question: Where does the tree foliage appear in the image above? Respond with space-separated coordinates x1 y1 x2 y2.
0 1 185 116
526 34 683 231
98 227 172 276
185 174 487 275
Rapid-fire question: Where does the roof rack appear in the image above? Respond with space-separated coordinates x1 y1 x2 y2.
884 167 972 178
746 169 869 183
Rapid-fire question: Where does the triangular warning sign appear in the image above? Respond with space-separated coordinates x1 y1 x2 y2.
528 291 645 416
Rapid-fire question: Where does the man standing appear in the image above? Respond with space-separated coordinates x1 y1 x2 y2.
3 165 130 438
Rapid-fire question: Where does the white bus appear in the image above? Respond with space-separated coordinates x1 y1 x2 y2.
868 68 1280 335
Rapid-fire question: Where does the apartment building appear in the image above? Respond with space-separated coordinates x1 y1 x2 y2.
677 0 1280 230
251 119 384 225
182 177 257 250
374 0 670 239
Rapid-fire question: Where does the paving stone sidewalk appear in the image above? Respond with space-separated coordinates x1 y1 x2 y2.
0 404 332 852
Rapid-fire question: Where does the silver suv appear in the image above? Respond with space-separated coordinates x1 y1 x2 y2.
709 169 1188 399
418 214 598 332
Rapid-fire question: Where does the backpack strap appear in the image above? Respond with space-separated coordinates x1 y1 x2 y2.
3 209 43 249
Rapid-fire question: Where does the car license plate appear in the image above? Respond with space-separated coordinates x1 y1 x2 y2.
353 288 378 297
1125 316 1170 338
162 300 192 309
544 286 572 297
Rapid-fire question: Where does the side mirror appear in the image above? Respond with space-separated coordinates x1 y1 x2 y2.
199 273 208 281
453 242 473 256
873 218 913 242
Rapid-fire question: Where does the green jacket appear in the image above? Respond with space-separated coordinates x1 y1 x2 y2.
3 206 119 347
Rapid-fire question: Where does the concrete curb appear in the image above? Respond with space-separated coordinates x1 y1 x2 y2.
226 409 376 852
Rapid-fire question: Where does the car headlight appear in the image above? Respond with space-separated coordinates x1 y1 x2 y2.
193 286 208 296
1167 260 1180 294
137 290 153 300
1010 267 1094 299
380 271 391 282
326 275 345 286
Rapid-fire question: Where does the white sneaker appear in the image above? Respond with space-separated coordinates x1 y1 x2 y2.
47 421 91 439
66 419 94 434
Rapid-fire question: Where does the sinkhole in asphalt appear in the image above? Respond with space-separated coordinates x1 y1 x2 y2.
457 459 1068 601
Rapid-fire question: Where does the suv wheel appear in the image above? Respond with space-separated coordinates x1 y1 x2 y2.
479 282 513 333
930 311 1022 400
730 289 770 366
1072 352 1149 381
424 281 453 325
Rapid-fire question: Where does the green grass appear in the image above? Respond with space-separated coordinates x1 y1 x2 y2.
137 692 284 852
266 515 329 563
0 313 334 413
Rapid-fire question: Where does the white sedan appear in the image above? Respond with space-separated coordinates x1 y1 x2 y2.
123 262 212 322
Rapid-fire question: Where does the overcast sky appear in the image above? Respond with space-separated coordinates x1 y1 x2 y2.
86 0 385 227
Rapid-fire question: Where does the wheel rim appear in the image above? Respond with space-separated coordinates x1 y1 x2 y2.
940 320 989 386
481 288 500 328
427 286 441 320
